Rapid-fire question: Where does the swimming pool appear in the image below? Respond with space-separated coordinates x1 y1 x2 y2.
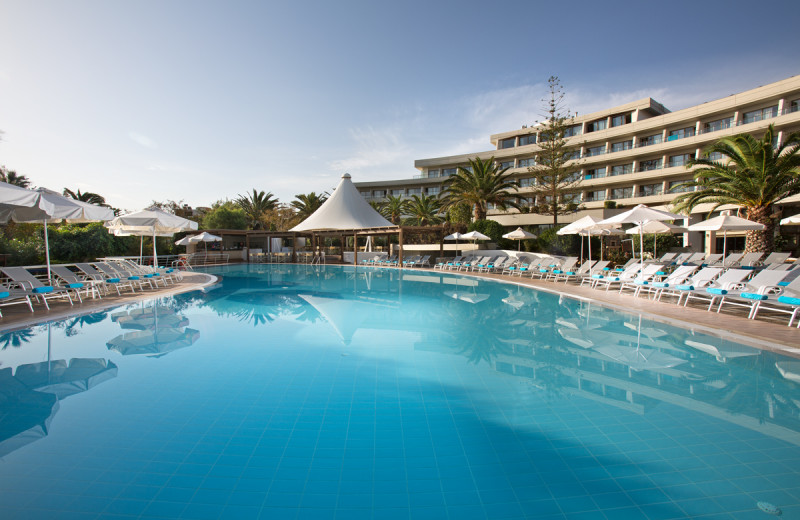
0 264 798 519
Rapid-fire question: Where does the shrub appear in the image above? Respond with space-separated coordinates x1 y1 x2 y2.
535 227 580 256
604 200 617 209
468 219 512 249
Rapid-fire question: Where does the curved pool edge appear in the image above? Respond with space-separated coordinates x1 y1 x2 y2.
0 271 220 333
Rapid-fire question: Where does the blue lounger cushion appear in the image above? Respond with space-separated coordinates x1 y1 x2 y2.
656 271 667 276
740 292 768 301
552 270 563 274
778 281 789 287
564 271 575 275
778 295 800 305
634 280 648 285
128 276 140 280
66 283 83 289
539 269 548 273
0 291 9 299
33 287 53 294
706 288 727 295
592 274 604 279
107 278 121 283
652 282 669 288
676 284 694 291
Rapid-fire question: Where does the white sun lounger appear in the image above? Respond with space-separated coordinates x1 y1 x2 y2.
715 269 790 317
749 276 800 327
681 268 752 310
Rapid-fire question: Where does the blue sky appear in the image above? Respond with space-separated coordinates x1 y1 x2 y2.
1 0 798 211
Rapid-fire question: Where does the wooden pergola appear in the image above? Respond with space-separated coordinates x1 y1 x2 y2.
201 226 451 265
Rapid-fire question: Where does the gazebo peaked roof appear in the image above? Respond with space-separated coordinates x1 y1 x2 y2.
290 173 395 232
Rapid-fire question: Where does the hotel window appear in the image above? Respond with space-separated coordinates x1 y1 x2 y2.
426 186 440 195
638 158 663 171
584 144 606 157
499 137 516 149
668 153 695 168
519 197 534 206
519 177 535 187
639 134 662 147
610 187 633 199
499 160 515 169
791 100 800 113
667 127 695 141
462 165 473 173
611 113 632 127
360 191 371 198
518 158 536 168
563 150 581 161
668 180 692 193
742 105 779 124
585 190 605 202
703 117 733 133
706 151 723 161
611 140 633 152
585 167 606 179
427 169 440 178
373 190 386 197
519 134 537 146
442 168 457 177
586 119 607 133
639 183 663 197
391 189 405 196
563 124 582 138
610 163 633 176
407 188 422 196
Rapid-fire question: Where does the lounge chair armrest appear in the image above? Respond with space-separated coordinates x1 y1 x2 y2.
724 282 746 291
756 285 783 295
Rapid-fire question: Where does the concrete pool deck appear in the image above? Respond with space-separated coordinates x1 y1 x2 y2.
0 265 797 359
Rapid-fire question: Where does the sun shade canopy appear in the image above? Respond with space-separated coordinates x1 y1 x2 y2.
290 174 395 232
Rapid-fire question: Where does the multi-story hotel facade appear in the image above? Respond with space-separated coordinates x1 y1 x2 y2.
354 75 800 253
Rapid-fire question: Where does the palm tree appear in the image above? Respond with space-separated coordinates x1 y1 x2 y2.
63 188 106 206
404 193 443 226
291 191 328 220
236 189 278 230
0 166 31 188
671 125 800 252
379 195 408 225
440 156 520 221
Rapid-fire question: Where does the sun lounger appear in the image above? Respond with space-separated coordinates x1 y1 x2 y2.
590 263 648 291
578 260 612 286
603 263 663 293
628 264 698 298
681 268 752 310
712 252 743 267
112 260 169 287
758 252 790 266
49 265 104 299
502 260 529 276
1 267 77 308
701 254 722 267
75 263 138 294
95 262 155 290
435 256 461 270
613 257 638 271
738 252 765 267
654 267 722 302
749 276 800 327
656 252 677 263
682 253 706 265
553 260 595 284
0 282 34 316
545 257 578 281
715 269 790 317
531 257 561 279
482 257 509 273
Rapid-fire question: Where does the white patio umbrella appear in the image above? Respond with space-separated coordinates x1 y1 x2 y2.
174 236 192 246
687 214 765 267
106 208 198 266
444 232 464 255
599 204 683 272
780 213 800 225
625 221 687 260
189 231 222 253
0 181 56 219
114 228 174 264
502 227 537 251
0 188 114 280
557 216 620 269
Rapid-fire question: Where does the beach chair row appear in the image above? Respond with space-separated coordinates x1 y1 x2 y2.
0 260 182 317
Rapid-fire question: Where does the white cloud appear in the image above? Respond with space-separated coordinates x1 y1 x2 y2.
328 126 409 172
129 131 158 149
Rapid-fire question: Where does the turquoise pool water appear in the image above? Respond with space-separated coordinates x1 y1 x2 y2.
0 264 798 519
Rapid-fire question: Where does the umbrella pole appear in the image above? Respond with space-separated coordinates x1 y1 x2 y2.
43 220 51 282
722 230 727 267
153 230 158 267
640 227 645 272
139 236 143 265
654 234 657 260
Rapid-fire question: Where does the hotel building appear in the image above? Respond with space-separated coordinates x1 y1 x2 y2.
354 75 800 252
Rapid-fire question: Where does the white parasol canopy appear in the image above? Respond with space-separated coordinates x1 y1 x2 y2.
0 182 56 221
106 208 198 266
0 188 114 280
502 227 537 251
557 215 621 268
599 204 683 271
625 221 687 259
461 231 490 241
290 173 394 232
780 213 800 225
687 214 765 267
